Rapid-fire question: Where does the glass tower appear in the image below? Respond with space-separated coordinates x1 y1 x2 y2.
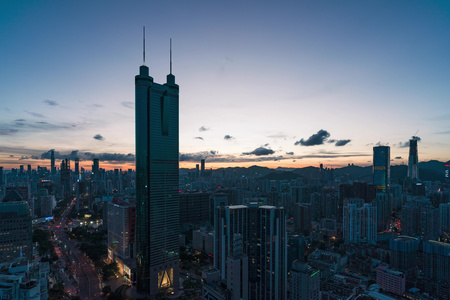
135 59 179 295
373 146 390 192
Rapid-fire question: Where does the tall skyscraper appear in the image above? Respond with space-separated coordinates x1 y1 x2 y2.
135 36 180 296
50 150 55 175
215 204 287 299
407 138 419 180
373 146 390 192
74 158 80 177
201 159 205 176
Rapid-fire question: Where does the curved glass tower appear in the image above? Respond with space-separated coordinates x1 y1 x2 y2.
135 59 180 295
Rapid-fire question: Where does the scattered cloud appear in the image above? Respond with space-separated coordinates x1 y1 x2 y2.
242 147 275 156
121 101 134 109
199 126 209 132
24 110 46 118
83 152 135 162
295 129 330 146
286 152 294 155
10 155 14 157
93 134 104 141
267 133 288 139
38 149 134 162
194 137 204 140
224 135 234 140
43 99 58 106
335 139 351 147
19 156 29 160
179 150 219 161
395 156 402 159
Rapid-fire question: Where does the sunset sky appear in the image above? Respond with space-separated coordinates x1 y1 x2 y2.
1 1 449 170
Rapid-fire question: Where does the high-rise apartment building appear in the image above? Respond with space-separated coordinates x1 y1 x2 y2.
135 38 180 296
390 236 419 281
423 241 450 283
343 199 377 244
373 146 390 193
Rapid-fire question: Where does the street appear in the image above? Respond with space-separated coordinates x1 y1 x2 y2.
50 199 102 300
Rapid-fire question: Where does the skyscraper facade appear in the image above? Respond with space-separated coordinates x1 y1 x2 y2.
135 48 180 295
373 146 390 193
214 204 287 299
407 139 419 180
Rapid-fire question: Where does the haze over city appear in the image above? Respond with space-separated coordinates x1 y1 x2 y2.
1 1 449 170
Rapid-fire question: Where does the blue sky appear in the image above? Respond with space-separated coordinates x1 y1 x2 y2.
1 1 449 170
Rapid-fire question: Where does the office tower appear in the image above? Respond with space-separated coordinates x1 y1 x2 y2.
343 199 377 244
289 261 320 300
74 158 79 177
135 37 180 295
201 159 205 176
0 166 3 186
407 138 419 180
50 150 55 175
390 236 419 281
92 158 99 176
195 164 199 178
60 158 71 198
373 146 390 193
27 165 31 176
423 241 450 283
19 165 24 175
107 199 136 263
0 196 33 262
215 204 287 299
293 203 311 234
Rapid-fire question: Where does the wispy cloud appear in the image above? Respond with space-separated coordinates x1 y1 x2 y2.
121 101 134 109
224 135 235 140
194 136 204 140
43 99 58 106
24 110 46 118
199 126 209 132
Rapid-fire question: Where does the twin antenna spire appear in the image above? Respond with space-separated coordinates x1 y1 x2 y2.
142 26 173 74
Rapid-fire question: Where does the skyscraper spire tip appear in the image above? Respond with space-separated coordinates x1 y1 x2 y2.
143 26 146 66
170 38 172 74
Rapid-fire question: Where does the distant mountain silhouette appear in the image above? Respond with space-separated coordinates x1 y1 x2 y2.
181 160 448 183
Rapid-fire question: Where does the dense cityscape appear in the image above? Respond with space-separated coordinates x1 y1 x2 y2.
2 2 450 300
1 50 450 299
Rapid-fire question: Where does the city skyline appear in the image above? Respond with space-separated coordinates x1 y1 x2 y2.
1 1 450 170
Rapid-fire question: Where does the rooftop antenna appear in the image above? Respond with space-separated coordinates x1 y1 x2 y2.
143 26 146 65
170 38 172 74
